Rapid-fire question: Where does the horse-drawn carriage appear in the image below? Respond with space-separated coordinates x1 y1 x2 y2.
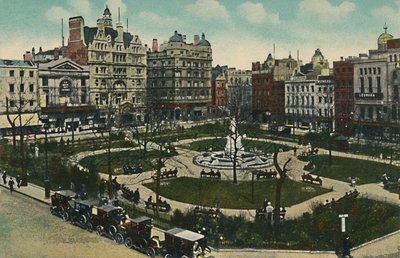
115 216 160 257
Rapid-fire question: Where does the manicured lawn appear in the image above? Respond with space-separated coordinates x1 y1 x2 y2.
185 138 291 153
144 177 330 209
79 149 177 174
299 155 400 184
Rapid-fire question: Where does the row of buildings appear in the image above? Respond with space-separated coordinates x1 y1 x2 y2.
0 6 399 141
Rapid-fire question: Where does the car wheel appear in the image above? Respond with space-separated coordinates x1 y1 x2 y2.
108 225 117 236
139 238 148 249
79 215 87 225
164 254 172 258
115 233 124 244
62 211 69 221
96 225 104 236
146 247 156 257
125 237 133 248
86 222 93 232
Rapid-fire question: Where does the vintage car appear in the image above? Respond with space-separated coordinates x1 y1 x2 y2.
68 199 95 229
50 190 77 220
87 205 127 238
162 228 212 258
115 216 160 257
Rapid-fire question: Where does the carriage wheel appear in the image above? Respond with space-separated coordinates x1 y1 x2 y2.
96 225 104 236
145 247 156 257
115 233 124 244
108 225 117 236
125 237 133 248
164 254 172 258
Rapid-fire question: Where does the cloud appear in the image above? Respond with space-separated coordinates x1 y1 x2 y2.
298 0 355 23
138 11 183 28
185 0 229 22
69 0 91 15
45 6 74 23
237 2 279 25
104 0 127 17
371 3 400 27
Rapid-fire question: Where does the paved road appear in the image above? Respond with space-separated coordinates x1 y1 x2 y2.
0 188 145 258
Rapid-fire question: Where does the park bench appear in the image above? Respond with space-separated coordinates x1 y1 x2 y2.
256 169 277 180
200 170 221 179
193 206 223 217
145 200 171 213
121 185 139 204
301 173 322 185
122 165 143 175
152 168 178 180
255 207 286 221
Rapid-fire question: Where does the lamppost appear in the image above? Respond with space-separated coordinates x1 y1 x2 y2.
39 110 50 198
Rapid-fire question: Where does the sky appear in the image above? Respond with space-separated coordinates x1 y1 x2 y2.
0 0 399 70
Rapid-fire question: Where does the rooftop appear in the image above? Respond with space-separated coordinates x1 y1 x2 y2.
0 59 34 67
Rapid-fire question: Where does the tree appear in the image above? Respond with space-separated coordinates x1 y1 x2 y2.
226 84 251 184
273 145 291 227
5 79 37 186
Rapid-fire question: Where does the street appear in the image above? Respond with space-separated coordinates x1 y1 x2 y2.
0 188 145 258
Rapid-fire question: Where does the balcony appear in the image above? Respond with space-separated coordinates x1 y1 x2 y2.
355 92 383 100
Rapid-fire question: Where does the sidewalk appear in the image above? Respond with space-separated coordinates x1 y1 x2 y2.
1 172 399 257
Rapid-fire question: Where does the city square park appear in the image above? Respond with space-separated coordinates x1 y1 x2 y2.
0 120 399 252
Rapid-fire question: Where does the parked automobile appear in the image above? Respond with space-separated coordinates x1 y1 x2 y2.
87 205 127 239
50 190 77 220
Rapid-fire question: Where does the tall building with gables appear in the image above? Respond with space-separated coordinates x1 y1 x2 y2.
64 6 147 124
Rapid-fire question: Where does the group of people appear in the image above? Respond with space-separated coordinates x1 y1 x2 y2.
2 171 22 193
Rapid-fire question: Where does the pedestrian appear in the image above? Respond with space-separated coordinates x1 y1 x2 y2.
2 171 7 184
342 235 352 258
8 178 15 193
16 175 21 188
266 202 274 225
293 146 297 156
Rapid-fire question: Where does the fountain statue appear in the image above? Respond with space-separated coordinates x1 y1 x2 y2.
193 118 273 169
224 119 243 158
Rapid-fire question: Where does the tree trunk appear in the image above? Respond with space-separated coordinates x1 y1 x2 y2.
107 130 113 199
233 150 238 184
274 176 284 225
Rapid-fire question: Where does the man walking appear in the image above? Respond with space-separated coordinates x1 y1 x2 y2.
8 178 15 193
16 175 21 188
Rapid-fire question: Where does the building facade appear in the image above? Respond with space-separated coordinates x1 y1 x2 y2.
147 31 213 121
252 53 299 124
65 6 147 125
38 58 96 132
226 68 252 119
285 49 334 132
0 59 40 135
353 27 400 141
333 58 357 136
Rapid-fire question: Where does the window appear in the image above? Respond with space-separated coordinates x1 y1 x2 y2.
42 77 48 86
378 67 381 74
9 100 15 107
360 77 364 93
20 84 24 92
29 100 34 106
20 70 24 77
311 86 314 92
9 70 14 77
360 107 365 118
81 78 86 86
29 71 34 77
319 97 322 103
368 77 373 93
373 68 376 74
20 100 24 106
9 84 14 92
368 107 373 119
360 68 363 75
394 85 399 100
29 84 34 92
311 96 314 105
377 77 381 93
390 55 393 62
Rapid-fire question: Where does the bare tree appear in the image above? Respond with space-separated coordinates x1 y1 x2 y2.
226 85 251 184
273 145 291 226
5 75 36 186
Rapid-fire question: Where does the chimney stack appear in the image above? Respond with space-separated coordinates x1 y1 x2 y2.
152 39 158 52
23 51 33 62
194 35 200 45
